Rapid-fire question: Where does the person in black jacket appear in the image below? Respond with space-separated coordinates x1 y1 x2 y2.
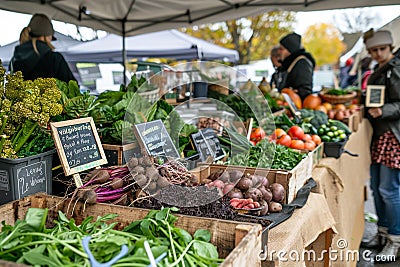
10 13 77 83
277 32 316 101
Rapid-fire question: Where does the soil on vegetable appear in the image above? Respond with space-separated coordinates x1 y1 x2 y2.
134 195 272 227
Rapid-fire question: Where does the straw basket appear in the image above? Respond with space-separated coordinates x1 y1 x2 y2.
138 88 160 102
319 91 357 105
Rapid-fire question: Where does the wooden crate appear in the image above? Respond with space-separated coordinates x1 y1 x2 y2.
0 193 263 267
347 112 360 132
192 154 312 204
309 142 324 167
102 143 139 166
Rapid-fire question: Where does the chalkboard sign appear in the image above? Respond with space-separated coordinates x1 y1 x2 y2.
190 128 225 162
17 161 47 199
366 85 385 107
134 120 180 159
50 117 107 176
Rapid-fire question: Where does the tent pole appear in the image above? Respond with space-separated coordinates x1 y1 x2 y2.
122 20 127 86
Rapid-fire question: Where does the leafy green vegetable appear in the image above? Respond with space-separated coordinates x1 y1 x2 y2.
0 207 223 266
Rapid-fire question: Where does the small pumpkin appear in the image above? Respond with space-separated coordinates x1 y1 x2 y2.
281 88 302 109
303 94 322 110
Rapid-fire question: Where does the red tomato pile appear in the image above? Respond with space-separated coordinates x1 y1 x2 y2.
272 126 321 151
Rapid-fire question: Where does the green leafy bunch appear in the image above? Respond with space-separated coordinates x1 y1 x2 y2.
0 207 223 267
0 63 63 158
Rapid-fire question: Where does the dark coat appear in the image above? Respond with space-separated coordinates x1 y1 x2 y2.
10 40 77 83
278 49 316 101
366 50 400 143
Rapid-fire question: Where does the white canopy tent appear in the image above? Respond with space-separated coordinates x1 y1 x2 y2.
1 1 398 83
340 15 400 64
0 1 398 37
61 29 239 63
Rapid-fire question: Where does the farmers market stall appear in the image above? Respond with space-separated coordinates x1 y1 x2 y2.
265 192 336 267
312 117 373 267
0 56 376 267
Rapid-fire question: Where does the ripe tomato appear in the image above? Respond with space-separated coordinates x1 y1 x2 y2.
287 126 305 140
275 128 287 139
250 127 266 142
311 135 322 145
304 141 316 151
277 134 292 147
303 134 312 142
290 139 305 150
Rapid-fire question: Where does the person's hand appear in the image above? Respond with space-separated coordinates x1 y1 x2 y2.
368 107 382 118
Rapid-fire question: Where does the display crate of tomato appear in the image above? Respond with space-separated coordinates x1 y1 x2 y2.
0 193 263 267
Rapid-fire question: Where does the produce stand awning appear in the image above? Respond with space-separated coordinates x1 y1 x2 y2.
0 1 398 36
60 30 239 63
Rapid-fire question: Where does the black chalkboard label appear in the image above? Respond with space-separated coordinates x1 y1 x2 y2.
190 128 225 162
134 120 180 159
50 117 108 175
366 85 385 107
0 170 9 191
17 161 47 199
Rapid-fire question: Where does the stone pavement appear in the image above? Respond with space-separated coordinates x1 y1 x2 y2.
357 180 398 267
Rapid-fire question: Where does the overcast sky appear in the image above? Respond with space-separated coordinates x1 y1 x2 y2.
0 5 399 46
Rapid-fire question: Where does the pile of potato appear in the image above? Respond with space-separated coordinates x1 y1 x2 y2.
205 169 286 216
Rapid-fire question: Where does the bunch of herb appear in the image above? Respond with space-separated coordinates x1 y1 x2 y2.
0 207 223 267
229 139 306 170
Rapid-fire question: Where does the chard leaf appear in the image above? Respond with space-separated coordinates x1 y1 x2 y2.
23 245 57 267
194 229 211 242
193 240 219 259
174 228 192 245
25 208 48 232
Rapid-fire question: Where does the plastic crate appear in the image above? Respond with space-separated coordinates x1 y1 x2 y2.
323 138 348 158
0 150 54 205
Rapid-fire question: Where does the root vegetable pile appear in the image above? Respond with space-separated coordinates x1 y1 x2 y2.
74 166 135 205
206 170 285 215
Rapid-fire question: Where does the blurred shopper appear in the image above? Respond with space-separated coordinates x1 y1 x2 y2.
360 56 373 91
270 45 283 89
362 29 400 262
339 57 356 88
10 13 77 83
277 32 315 100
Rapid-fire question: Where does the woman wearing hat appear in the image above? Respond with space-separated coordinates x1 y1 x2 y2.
361 29 400 262
277 32 316 101
10 13 77 83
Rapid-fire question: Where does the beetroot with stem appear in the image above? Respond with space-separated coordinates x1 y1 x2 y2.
110 177 124 190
